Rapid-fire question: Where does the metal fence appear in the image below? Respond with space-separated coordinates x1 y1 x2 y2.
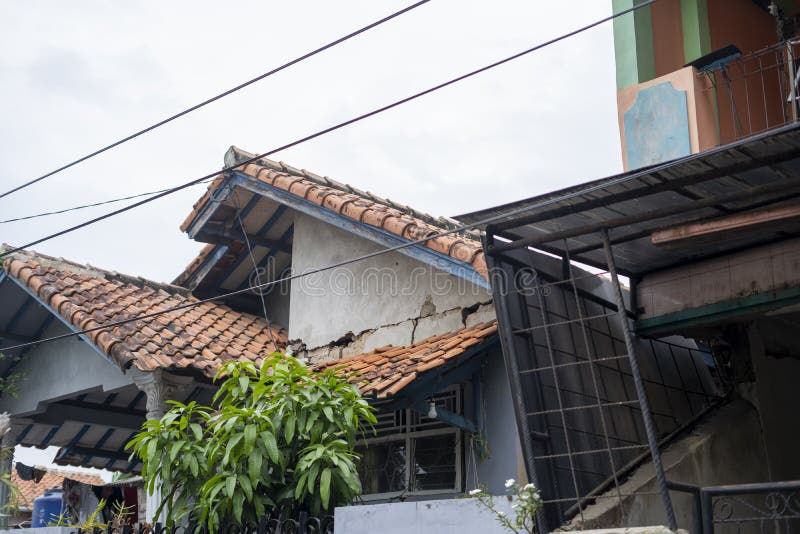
670 480 800 534
698 40 800 146
485 234 722 532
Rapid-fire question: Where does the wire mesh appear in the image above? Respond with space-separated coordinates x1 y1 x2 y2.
486 235 723 531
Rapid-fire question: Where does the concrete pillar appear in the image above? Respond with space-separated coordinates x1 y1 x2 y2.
132 371 192 524
0 413 16 530
613 0 656 88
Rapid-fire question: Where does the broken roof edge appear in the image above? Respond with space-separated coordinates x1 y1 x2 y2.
314 320 498 399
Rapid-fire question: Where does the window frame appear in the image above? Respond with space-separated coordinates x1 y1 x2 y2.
356 387 463 501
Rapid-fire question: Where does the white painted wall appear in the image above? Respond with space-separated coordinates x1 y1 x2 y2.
288 213 491 350
335 497 514 534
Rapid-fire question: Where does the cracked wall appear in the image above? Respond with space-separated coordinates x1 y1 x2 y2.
287 213 493 362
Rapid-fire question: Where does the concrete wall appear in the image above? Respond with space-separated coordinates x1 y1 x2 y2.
617 67 718 171
569 400 770 530
335 497 514 534
465 348 526 495
0 322 133 416
637 237 800 320
746 321 800 480
288 213 491 356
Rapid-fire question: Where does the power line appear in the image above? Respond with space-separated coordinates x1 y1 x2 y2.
0 0 431 201
0 0 656 261
0 180 215 224
0 110 675 356
0 5 678 355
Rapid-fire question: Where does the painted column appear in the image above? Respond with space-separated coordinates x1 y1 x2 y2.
612 0 656 88
133 371 192 524
680 0 711 64
0 413 16 530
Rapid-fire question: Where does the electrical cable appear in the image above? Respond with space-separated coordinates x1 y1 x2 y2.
0 0 656 261
0 180 216 224
0 0 431 200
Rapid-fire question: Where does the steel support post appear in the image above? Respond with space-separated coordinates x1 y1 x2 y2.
601 229 678 531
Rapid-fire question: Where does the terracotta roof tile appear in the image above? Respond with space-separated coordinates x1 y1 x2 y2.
316 320 497 398
3 249 286 378
13 467 104 510
177 147 487 286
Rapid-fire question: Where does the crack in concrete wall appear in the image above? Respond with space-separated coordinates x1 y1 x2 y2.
294 300 495 365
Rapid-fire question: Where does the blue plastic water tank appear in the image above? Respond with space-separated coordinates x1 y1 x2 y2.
31 487 65 527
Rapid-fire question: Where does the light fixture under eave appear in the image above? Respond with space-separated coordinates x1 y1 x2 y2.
427 400 438 419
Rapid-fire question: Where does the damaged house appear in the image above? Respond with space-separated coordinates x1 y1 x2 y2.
0 143 713 532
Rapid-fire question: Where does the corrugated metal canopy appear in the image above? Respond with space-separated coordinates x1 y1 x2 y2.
456 124 800 276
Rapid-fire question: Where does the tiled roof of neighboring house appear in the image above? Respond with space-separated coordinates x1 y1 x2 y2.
13 467 104 510
178 147 488 283
2 249 287 377
315 320 498 398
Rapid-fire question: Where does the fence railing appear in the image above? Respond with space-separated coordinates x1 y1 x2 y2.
697 40 800 146
669 480 800 534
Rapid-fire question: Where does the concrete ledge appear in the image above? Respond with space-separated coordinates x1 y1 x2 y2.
335 497 513 534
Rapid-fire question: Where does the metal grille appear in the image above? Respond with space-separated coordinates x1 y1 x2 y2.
698 40 800 147
486 234 722 531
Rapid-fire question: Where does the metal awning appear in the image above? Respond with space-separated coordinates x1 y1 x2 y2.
456 124 800 277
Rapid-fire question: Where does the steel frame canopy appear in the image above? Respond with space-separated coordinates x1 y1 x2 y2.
457 123 800 279
444 123 800 533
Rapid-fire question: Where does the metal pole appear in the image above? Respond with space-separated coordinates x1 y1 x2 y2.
787 41 798 124
601 229 678 531
482 236 550 534
700 489 713 534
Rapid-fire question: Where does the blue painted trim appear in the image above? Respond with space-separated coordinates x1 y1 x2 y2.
189 193 264 286
105 430 139 470
186 244 229 289
56 424 91 460
411 402 477 432
185 177 234 238
234 225 294 291
127 391 145 410
4 296 34 332
16 424 32 444
82 428 115 464
231 172 490 290
473 370 485 441
5 276 113 363
383 338 497 411
40 425 60 447
214 205 289 289
3 314 56 381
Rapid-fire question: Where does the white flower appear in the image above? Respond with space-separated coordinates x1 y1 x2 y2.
524 483 536 490
505 479 515 488
469 489 482 496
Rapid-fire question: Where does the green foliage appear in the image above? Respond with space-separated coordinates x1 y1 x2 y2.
469 479 542 534
128 353 376 530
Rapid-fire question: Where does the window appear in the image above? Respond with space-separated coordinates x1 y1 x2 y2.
356 388 462 499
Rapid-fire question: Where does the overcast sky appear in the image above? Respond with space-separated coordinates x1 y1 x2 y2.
1 1 622 474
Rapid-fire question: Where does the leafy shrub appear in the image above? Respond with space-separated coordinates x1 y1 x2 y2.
128 353 376 530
